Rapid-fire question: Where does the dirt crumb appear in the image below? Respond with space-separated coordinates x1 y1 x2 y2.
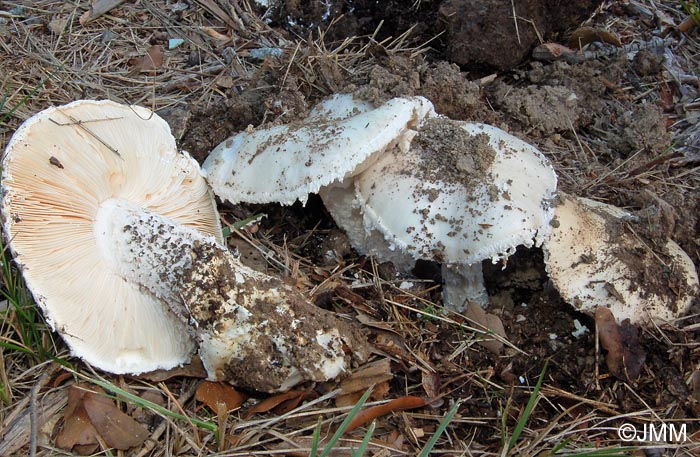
490 83 581 135
411 118 496 193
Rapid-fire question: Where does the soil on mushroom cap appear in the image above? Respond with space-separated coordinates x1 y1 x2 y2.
409 117 496 196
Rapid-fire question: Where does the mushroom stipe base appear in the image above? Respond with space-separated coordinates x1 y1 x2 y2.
96 199 370 392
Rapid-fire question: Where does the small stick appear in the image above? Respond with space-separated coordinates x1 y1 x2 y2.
29 373 49 457
135 381 199 457
50 109 122 158
79 0 127 25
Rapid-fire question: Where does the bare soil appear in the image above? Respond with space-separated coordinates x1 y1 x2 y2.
0 0 699 455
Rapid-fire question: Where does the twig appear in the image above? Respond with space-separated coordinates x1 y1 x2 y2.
79 0 127 25
28 373 48 457
135 380 199 457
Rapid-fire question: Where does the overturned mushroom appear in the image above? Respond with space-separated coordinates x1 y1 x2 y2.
544 194 698 324
1 100 221 374
2 100 368 390
325 119 558 311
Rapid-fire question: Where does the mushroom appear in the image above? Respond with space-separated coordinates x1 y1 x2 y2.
95 200 368 392
327 118 558 311
2 100 368 391
202 93 435 205
1 100 221 374
202 95 557 312
544 194 699 324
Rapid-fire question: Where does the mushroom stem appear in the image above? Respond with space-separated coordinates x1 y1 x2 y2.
95 199 368 392
441 263 489 312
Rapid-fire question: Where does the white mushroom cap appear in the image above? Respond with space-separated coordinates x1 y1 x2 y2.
353 119 558 267
544 194 699 324
1 100 223 374
202 94 436 205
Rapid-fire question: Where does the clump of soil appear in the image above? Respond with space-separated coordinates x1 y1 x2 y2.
269 0 603 71
350 56 485 120
490 83 581 135
412 118 496 191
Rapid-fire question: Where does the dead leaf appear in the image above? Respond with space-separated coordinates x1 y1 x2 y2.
127 45 163 76
421 370 441 401
244 391 312 420
338 359 393 396
201 26 231 41
595 307 646 381
464 303 507 354
679 16 698 34
48 17 68 34
532 42 576 61
55 395 99 452
568 27 622 50
659 84 675 111
56 384 148 452
79 0 127 25
196 381 248 413
337 382 391 408
346 396 427 432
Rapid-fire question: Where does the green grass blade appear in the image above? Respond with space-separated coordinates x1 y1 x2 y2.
352 420 376 457
72 370 217 433
222 214 266 238
310 416 323 457
0 69 58 125
319 387 373 457
507 360 548 454
418 400 461 457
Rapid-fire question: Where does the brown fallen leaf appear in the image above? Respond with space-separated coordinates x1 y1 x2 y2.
678 16 698 34
568 27 622 50
79 0 126 25
56 384 148 453
595 307 646 381
127 45 163 76
346 396 427 432
338 358 393 396
532 42 577 61
464 303 507 354
337 381 391 408
195 381 248 413
244 390 313 420
55 393 99 453
421 370 441 401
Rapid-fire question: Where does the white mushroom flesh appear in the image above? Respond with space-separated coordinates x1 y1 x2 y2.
1 100 222 374
202 94 436 205
544 194 699 324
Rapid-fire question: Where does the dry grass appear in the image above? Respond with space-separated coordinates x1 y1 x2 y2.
1 0 700 456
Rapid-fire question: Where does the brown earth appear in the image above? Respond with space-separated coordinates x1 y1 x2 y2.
0 0 699 455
